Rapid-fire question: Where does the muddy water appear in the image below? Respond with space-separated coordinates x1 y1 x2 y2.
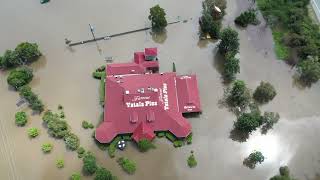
1 0 320 179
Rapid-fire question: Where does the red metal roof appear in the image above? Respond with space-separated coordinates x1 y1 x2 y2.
96 48 201 143
145 47 157 56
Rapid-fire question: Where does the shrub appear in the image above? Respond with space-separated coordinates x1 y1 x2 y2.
82 121 94 129
100 78 105 106
82 152 97 175
28 128 40 138
270 166 295 180
117 157 137 174
224 52 240 81
70 172 81 180
199 10 221 38
56 159 64 168
186 133 193 144
0 50 20 68
173 140 184 147
234 112 262 133
202 0 227 20
247 151 265 164
92 71 106 79
156 131 165 138
218 28 240 55
58 104 63 110
137 139 156 152
261 111 280 133
187 151 197 168
298 57 320 85
15 111 28 126
148 5 167 31
7 67 33 89
253 81 277 104
64 133 80 151
41 143 53 153
19 86 44 112
107 136 121 158
94 167 117 180
226 80 251 109
15 42 41 63
165 132 177 142
77 147 85 158
43 111 69 138
235 9 258 27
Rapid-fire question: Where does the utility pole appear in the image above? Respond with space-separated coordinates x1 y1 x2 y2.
89 24 96 41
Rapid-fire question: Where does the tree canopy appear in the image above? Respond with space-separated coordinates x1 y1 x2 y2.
15 111 28 126
82 152 98 175
218 28 240 55
226 80 251 108
253 81 277 104
7 67 33 89
234 112 262 133
148 5 167 31
137 139 156 152
94 167 117 180
298 57 320 85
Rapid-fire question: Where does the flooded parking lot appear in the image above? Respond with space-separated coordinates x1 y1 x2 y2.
0 0 320 179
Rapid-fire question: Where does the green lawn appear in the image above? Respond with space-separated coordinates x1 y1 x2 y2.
272 30 289 60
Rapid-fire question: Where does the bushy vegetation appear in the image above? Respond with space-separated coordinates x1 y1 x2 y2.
42 110 69 138
148 5 167 31
186 133 193 144
82 152 98 175
77 147 86 158
137 139 156 152
64 133 80 151
226 80 251 109
270 166 296 180
56 159 64 168
234 112 262 133
187 151 197 168
117 157 137 174
100 77 105 106
298 56 320 85
82 120 94 129
0 42 41 69
261 111 280 133
253 81 277 104
41 143 53 153
7 67 33 89
19 85 44 112
107 136 121 158
235 9 258 27
257 0 320 65
156 131 165 138
244 151 265 168
27 127 40 138
92 65 106 79
173 140 184 148
199 0 226 39
165 132 177 142
94 167 117 180
70 172 81 180
223 52 240 81
218 28 240 55
15 111 28 126
272 31 290 60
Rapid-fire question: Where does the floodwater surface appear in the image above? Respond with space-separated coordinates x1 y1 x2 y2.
0 0 320 180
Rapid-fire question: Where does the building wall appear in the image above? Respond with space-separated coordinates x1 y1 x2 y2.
311 0 320 22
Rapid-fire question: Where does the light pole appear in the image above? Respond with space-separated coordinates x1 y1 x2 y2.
89 24 96 41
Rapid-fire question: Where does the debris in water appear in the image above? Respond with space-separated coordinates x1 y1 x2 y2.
40 0 50 4
183 20 188 23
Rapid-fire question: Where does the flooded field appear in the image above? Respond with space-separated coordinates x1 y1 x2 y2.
1 0 320 179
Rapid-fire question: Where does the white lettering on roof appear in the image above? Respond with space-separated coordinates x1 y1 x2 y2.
163 83 169 110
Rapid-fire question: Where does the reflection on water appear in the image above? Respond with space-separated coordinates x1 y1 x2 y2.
151 29 167 44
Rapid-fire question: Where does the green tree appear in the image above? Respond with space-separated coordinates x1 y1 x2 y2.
15 42 41 63
234 9 258 27
218 28 240 55
200 10 221 38
298 57 320 85
7 67 33 89
253 81 277 104
117 157 136 174
137 139 156 152
1 50 20 68
187 151 197 168
226 80 251 109
224 52 240 80
64 133 80 151
28 127 40 138
234 112 262 133
94 167 116 180
172 62 176 72
270 166 295 180
248 151 265 164
15 111 28 126
56 159 64 168
43 111 70 138
82 120 94 129
41 143 53 153
70 172 81 180
19 85 44 112
261 111 280 132
148 5 167 31
82 152 98 175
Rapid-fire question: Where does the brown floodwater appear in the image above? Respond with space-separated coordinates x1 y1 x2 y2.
1 0 320 179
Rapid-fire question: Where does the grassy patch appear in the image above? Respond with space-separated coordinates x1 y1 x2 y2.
272 30 289 60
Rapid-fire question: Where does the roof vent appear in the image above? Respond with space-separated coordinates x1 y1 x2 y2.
160 73 163 75
153 88 158 92
140 88 145 93
116 80 121 83
125 90 129 94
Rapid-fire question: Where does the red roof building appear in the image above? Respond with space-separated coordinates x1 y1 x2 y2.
96 48 201 143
